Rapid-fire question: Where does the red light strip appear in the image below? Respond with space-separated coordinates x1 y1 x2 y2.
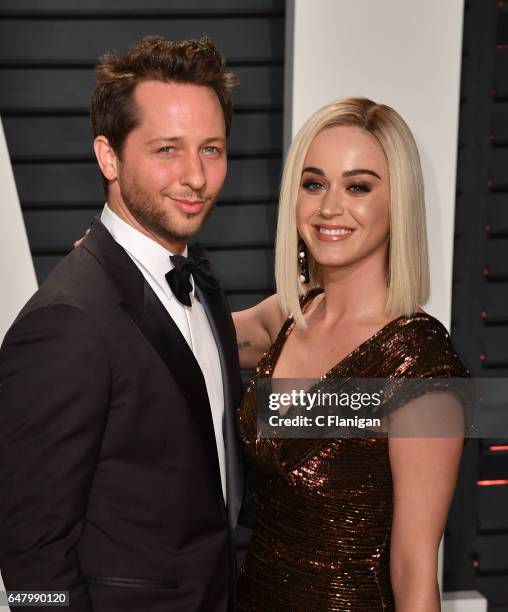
489 445 508 452
477 479 508 486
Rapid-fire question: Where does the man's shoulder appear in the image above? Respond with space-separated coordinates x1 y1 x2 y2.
21 246 116 317
3 246 124 354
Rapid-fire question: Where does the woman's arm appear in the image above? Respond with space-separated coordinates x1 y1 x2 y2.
388 392 464 612
232 294 285 369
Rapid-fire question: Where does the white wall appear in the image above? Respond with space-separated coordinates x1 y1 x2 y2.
285 0 464 329
0 115 38 604
0 117 37 342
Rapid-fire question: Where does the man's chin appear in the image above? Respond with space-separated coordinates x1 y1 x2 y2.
172 208 213 237
128 203 213 245
159 219 207 243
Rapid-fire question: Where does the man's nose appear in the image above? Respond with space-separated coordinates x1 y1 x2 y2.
180 153 206 192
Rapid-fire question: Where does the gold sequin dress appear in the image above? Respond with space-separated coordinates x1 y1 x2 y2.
237 289 469 611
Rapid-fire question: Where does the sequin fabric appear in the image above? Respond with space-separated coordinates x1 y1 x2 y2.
237 288 469 611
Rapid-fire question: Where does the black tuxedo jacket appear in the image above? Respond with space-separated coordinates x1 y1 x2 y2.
0 220 245 611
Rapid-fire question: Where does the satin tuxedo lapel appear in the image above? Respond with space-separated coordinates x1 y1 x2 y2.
127 285 226 514
190 243 244 530
82 220 225 513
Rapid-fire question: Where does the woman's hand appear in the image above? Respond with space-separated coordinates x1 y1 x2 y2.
73 228 90 248
388 392 464 611
232 294 285 369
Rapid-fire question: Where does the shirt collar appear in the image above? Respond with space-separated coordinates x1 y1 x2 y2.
100 203 192 300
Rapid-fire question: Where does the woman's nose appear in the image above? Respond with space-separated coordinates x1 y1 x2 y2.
318 192 345 217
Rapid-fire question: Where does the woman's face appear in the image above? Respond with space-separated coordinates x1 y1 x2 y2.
296 125 390 273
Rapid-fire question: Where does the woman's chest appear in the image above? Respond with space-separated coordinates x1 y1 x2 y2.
272 330 361 379
271 319 389 379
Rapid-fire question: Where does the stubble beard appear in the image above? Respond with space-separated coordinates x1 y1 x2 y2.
119 178 215 244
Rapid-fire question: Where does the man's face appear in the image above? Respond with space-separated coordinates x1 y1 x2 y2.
107 80 227 251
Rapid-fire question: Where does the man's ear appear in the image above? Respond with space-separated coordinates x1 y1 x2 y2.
93 136 119 182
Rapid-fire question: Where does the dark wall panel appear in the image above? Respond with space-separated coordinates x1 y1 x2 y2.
0 18 284 65
0 66 284 113
0 0 284 17
446 1 508 608
1 0 284 309
483 284 508 323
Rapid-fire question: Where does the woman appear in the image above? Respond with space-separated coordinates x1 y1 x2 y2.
232 98 467 611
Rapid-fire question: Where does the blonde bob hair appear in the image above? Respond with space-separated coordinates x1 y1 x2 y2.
275 97 430 327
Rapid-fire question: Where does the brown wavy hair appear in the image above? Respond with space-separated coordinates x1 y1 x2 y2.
90 35 236 156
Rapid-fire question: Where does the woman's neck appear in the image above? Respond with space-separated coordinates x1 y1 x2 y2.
315 252 389 327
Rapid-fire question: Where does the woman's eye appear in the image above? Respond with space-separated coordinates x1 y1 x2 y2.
302 180 325 192
347 183 370 194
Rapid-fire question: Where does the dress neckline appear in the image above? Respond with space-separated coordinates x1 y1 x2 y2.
269 288 430 380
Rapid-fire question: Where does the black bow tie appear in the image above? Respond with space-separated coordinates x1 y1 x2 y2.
165 248 218 307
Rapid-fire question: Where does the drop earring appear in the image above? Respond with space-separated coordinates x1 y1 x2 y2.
298 238 310 284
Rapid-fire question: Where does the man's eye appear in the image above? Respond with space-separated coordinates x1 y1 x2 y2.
203 146 221 154
347 183 370 194
158 146 174 153
302 180 325 192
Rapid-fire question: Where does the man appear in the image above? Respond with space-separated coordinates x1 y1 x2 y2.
0 36 245 611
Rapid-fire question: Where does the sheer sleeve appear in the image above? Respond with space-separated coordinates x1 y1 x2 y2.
377 315 473 437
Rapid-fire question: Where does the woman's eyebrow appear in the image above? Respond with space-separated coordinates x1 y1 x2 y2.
301 167 382 180
302 166 325 176
343 168 381 180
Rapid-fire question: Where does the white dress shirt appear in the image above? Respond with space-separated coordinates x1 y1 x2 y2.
101 204 227 501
